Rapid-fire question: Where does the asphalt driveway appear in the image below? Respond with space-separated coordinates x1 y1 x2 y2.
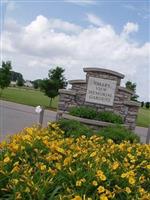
0 100 56 141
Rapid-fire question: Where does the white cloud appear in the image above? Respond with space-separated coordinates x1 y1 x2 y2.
123 22 139 34
48 18 82 33
4 18 21 32
25 15 82 34
2 15 150 101
86 13 104 26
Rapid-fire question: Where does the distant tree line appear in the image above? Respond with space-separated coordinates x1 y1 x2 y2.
141 101 150 109
125 81 139 101
32 79 42 89
11 71 24 86
125 81 149 109
0 61 67 107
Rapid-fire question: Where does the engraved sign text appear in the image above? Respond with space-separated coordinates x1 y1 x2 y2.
85 77 117 106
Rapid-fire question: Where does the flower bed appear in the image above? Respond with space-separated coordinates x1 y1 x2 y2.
0 123 150 200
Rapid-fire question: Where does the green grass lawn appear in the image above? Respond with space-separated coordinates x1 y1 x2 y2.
0 87 150 127
0 87 58 109
136 107 150 128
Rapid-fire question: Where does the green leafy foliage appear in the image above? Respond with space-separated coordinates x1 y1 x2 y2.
48 66 67 89
125 81 139 101
141 101 144 107
58 119 92 138
10 71 24 82
69 106 123 124
40 66 67 106
40 79 59 106
0 61 12 91
69 106 97 119
58 119 139 143
33 79 42 89
96 125 140 143
145 102 150 109
96 111 123 124
17 78 24 86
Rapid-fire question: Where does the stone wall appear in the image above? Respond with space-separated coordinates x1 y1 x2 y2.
57 68 140 130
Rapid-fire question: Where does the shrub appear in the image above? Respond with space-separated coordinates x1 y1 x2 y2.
58 119 92 137
141 101 144 107
69 106 123 124
69 106 97 119
0 123 149 199
96 125 140 143
145 102 150 109
96 111 123 124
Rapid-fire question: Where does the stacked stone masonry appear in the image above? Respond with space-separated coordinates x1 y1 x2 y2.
58 68 140 130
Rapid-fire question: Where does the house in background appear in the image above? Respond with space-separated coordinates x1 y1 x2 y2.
10 81 17 86
24 80 33 87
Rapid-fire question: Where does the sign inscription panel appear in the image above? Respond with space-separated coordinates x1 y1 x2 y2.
85 77 117 106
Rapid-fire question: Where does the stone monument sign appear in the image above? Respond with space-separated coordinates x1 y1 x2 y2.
57 67 140 130
85 77 117 106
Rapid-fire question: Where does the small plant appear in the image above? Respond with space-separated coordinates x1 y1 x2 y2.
96 111 123 124
69 106 123 124
69 106 97 119
96 125 140 143
58 119 92 137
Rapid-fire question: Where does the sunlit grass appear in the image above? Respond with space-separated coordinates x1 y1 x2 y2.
0 87 58 109
136 108 150 127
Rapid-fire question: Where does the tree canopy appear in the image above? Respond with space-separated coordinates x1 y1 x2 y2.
145 102 150 109
125 81 139 101
0 61 12 93
32 79 43 89
48 66 67 88
40 66 67 106
10 71 24 82
17 78 24 87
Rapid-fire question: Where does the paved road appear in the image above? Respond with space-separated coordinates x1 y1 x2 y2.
134 126 149 144
0 100 56 141
0 100 149 143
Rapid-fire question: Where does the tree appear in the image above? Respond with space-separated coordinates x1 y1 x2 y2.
48 66 67 89
17 78 24 87
11 71 24 82
145 102 150 109
33 80 38 89
125 81 139 101
40 66 67 106
0 61 12 96
141 101 144 107
33 79 42 89
40 79 59 106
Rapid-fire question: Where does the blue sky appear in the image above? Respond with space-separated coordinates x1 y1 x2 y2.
1 0 150 101
2 0 149 43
